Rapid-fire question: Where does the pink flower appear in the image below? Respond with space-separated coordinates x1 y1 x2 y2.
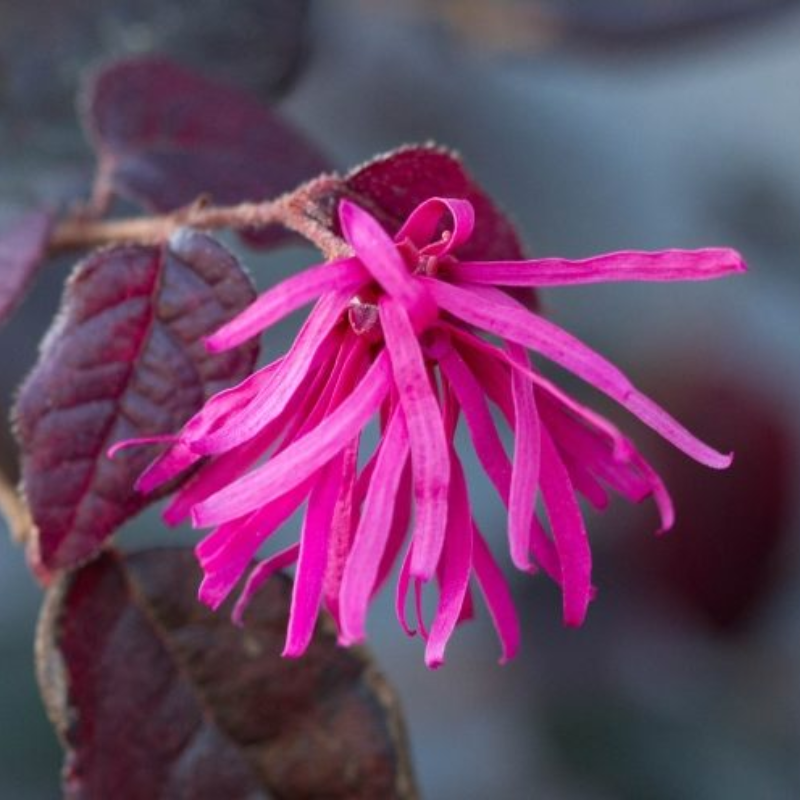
132 197 744 667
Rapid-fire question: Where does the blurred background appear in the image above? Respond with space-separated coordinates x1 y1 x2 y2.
3 1 800 797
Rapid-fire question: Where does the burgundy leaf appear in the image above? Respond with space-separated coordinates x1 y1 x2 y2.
37 548 416 800
15 230 258 571
293 145 530 303
82 57 330 231
296 145 524 258
337 145 525 261
0 208 53 327
630 368 792 633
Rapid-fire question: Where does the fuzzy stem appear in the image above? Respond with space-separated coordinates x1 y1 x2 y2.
48 176 353 261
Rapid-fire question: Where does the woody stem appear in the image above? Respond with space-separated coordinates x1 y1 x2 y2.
47 177 353 261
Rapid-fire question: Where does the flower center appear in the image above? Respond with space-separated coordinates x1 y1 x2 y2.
348 296 380 335
347 237 443 337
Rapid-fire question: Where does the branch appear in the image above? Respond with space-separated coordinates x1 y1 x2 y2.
48 176 353 261
0 468 33 546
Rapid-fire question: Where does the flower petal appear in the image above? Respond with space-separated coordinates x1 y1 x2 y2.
436 338 510 497
540 390 674 532
436 335 539 574
450 248 747 286
163 414 288 525
395 197 475 257
232 544 300 625
507 343 542 572
192 351 391 527
205 256 367 352
339 407 410 645
472 524 520 664
135 440 199 495
193 292 349 454
196 478 311 610
428 280 732 469
283 457 344 656
379 298 450 580
322 436 361 625
395 544 416 637
372 463 413 598
540 428 592 627
425 451 474 668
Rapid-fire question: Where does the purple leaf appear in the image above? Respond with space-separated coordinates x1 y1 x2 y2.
15 230 258 571
82 57 330 229
630 368 792 633
36 548 416 800
0 209 53 327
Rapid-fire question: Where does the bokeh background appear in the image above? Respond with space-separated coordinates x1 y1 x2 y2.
3 1 800 797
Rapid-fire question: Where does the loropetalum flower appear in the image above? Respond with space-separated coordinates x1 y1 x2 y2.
129 196 744 667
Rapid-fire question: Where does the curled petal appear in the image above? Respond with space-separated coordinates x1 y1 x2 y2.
395 196 475 257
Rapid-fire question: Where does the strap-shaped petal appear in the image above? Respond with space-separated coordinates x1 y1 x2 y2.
540 428 592 627
379 297 450 580
196 478 312 610
473 523 520 664
450 247 746 286
195 293 349 454
283 456 344 656
507 343 541 572
232 544 301 625
428 280 732 469
192 350 391 526
206 256 367 351
425 451 474 668
322 436 361 625
339 407 410 645
436 338 510 502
